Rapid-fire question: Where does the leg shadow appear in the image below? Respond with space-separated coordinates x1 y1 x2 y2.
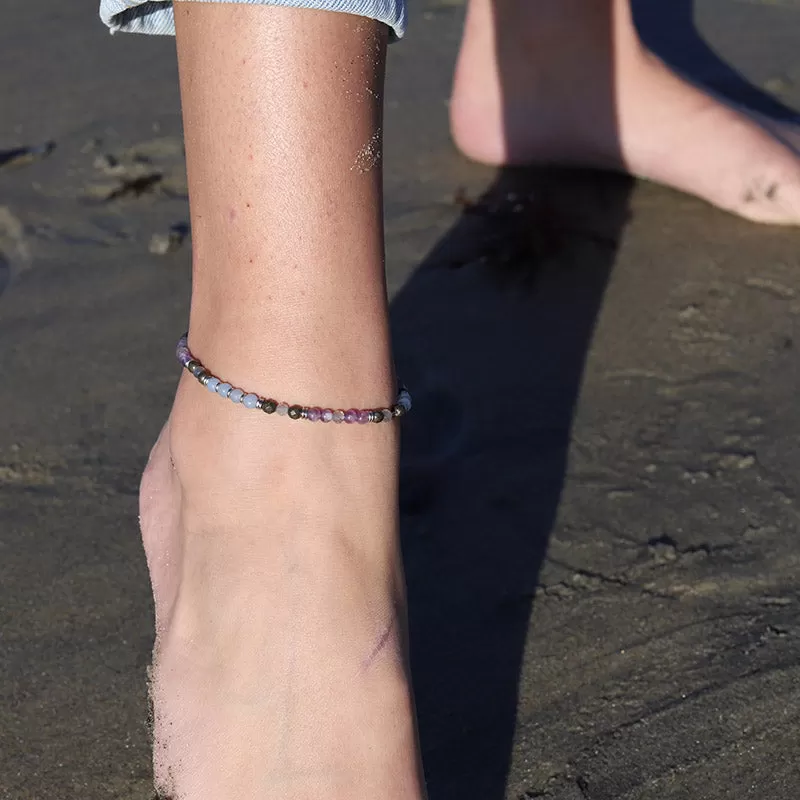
392 165 634 799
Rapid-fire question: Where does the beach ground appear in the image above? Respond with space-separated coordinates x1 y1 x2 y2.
2 1 800 798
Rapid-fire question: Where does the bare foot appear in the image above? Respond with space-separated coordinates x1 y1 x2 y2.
139 377 425 799
450 0 800 225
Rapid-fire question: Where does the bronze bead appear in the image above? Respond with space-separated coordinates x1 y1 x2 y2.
288 405 304 420
261 399 278 414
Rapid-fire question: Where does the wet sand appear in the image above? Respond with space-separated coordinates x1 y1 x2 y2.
2 1 800 798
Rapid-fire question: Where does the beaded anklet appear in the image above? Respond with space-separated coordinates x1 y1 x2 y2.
176 334 411 423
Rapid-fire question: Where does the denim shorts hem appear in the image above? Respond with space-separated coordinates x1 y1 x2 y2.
100 0 406 39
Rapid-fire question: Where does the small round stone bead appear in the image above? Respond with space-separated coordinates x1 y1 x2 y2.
189 362 205 377
276 403 289 416
229 388 245 404
357 410 370 424
288 405 304 420
242 393 260 409
321 409 334 423
205 377 220 393
344 409 359 424
261 399 277 414
382 409 393 422
392 403 405 418
333 410 345 423
216 382 232 398
306 407 322 422
370 410 383 423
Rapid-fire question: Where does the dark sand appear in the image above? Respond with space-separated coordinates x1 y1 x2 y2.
2 1 800 798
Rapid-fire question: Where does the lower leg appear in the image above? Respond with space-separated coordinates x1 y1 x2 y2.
141 5 424 798
452 0 800 224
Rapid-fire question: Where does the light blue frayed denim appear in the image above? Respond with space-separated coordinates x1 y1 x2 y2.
100 0 406 40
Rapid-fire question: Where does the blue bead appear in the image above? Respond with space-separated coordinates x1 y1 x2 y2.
242 393 259 409
229 388 244 404
206 377 220 393
216 382 232 398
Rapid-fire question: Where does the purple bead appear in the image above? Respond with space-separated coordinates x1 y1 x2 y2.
357 410 370 424
344 409 359 424
321 409 334 423
306 407 322 422
176 336 191 362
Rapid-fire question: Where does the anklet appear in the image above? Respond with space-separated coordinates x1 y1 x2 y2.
176 334 411 423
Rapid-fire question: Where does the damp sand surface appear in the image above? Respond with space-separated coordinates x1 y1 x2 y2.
2 1 800 798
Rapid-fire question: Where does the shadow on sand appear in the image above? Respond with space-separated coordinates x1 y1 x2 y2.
391 2 793 798
394 166 632 799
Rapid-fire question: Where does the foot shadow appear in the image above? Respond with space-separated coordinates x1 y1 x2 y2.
391 1 796 798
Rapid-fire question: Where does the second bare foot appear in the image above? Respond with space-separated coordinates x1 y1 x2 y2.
451 0 800 225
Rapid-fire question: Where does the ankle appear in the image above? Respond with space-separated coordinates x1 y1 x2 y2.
165 367 399 525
